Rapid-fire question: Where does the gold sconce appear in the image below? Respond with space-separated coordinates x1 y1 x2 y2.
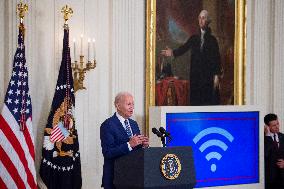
72 58 96 93
61 5 96 93
71 36 96 92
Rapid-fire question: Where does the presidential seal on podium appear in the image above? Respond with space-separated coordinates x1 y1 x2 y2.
160 153 182 180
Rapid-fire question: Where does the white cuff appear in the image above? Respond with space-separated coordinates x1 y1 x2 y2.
127 142 133 151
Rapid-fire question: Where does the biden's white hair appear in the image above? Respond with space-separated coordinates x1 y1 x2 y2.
114 91 133 105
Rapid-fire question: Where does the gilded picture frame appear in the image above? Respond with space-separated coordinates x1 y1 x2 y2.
145 0 246 134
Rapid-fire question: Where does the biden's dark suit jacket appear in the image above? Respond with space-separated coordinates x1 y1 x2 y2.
100 113 141 189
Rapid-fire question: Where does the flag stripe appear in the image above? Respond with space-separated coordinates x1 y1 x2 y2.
53 135 64 142
50 126 65 142
23 118 35 160
0 109 36 189
51 135 64 142
0 116 35 189
0 161 15 189
0 146 25 189
51 132 63 141
0 130 28 187
1 105 37 183
51 128 61 138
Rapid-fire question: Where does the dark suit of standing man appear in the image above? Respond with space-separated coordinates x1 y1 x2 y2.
100 92 149 189
264 113 284 189
161 10 222 105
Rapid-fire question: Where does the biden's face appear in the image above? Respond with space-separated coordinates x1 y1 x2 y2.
116 95 134 119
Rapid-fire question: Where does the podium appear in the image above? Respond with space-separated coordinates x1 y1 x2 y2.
114 146 196 189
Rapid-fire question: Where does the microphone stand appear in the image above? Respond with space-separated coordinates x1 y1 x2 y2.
161 136 166 147
161 135 172 147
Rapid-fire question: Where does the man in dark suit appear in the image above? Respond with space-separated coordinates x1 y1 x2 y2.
161 10 222 105
100 92 149 189
264 113 284 189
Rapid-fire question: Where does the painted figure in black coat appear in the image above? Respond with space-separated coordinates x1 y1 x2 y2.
264 113 284 189
100 92 149 189
161 10 222 105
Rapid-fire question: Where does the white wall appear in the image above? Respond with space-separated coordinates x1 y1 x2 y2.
272 0 284 122
0 0 284 188
246 0 284 124
0 0 4 106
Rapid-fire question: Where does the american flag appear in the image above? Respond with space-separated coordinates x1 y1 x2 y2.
40 24 82 189
0 26 37 188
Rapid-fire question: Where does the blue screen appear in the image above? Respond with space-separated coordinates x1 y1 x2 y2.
166 111 259 188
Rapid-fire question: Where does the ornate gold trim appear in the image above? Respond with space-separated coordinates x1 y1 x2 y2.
234 0 246 105
145 0 156 136
145 0 246 135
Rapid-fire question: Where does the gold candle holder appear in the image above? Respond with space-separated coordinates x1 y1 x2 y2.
71 55 96 92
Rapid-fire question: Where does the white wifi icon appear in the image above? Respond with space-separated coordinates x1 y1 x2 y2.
193 127 234 172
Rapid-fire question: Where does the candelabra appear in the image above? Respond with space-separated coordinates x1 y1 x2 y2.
71 55 96 92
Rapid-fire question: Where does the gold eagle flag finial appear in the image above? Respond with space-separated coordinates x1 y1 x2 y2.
61 5 73 24
17 0 28 23
17 0 28 37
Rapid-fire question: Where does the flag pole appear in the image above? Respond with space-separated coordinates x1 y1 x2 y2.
16 0 28 131
61 5 73 129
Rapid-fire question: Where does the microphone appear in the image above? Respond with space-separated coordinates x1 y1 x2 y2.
159 127 171 138
152 128 163 138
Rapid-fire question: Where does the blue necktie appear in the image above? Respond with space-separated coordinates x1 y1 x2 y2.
124 119 132 138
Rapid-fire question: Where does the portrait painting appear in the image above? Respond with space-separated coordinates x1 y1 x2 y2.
146 0 246 108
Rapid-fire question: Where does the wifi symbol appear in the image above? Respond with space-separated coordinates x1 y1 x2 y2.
193 127 234 172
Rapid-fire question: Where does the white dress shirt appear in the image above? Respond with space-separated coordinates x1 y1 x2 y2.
116 112 133 151
266 132 279 142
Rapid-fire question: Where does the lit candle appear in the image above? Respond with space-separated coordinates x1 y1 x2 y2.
73 38 76 62
92 38 96 60
88 38 91 62
80 34 83 55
